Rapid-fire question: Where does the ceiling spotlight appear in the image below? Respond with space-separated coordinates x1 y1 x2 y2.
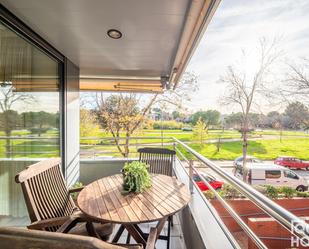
107 29 122 39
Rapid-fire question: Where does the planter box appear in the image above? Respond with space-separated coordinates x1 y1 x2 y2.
211 198 309 232
248 217 309 249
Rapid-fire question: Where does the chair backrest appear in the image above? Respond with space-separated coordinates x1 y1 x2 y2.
138 147 176 176
0 227 132 249
15 158 75 230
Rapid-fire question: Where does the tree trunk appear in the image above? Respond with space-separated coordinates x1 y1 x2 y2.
5 131 11 158
216 137 221 152
242 121 248 182
124 132 130 158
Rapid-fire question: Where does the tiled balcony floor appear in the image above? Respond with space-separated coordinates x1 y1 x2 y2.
109 214 187 249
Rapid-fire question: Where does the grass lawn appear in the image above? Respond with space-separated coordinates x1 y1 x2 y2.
179 138 309 160
1 128 308 159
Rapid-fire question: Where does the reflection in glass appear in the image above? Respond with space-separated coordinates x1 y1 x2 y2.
0 22 60 226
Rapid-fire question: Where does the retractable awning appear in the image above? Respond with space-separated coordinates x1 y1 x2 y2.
1 0 220 92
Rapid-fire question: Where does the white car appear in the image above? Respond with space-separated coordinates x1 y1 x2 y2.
237 163 308 191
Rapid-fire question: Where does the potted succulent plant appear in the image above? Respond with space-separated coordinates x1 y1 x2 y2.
122 161 152 193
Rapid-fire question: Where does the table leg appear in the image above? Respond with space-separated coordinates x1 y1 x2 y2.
124 224 147 247
155 217 168 240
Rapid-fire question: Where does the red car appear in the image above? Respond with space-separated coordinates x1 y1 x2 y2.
274 156 309 170
193 173 224 191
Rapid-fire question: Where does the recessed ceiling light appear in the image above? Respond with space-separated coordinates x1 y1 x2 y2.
107 29 122 39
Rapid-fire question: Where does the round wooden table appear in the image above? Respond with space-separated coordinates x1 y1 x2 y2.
77 174 190 246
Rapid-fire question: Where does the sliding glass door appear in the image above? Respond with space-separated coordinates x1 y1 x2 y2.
0 21 61 226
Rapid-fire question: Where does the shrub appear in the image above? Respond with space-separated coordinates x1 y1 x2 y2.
70 182 84 200
153 120 183 130
264 185 279 199
28 127 49 135
203 190 215 200
296 191 309 198
253 185 267 195
218 184 243 199
279 186 296 198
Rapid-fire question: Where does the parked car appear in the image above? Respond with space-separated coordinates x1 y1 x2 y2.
274 156 309 170
233 155 263 176
233 155 263 168
193 173 224 191
240 163 308 191
182 126 193 131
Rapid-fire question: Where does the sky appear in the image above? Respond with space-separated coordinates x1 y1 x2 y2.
185 0 309 114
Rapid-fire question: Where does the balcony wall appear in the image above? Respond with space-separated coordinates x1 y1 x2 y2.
0 159 40 218
80 158 135 184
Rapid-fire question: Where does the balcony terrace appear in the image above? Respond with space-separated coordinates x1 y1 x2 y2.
1 136 309 249
1 0 309 248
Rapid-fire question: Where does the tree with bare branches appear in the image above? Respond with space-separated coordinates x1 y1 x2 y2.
0 86 34 157
85 72 198 157
95 93 157 157
285 58 309 105
219 38 281 178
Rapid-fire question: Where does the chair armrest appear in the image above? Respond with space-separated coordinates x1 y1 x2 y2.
56 215 84 233
145 227 157 249
68 186 84 194
27 216 70 230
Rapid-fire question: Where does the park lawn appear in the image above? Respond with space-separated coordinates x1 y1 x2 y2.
181 138 309 160
252 129 309 137
0 137 59 158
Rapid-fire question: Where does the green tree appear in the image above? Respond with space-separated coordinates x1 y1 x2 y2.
191 110 220 130
95 94 154 157
80 109 100 142
172 110 180 120
86 72 198 157
0 86 34 157
284 101 309 129
0 110 21 157
193 117 208 145
22 111 57 136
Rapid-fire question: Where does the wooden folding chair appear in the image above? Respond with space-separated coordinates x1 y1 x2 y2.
15 158 112 239
0 226 157 249
138 147 176 249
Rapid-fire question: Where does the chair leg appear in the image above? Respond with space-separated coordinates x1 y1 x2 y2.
112 225 125 243
167 217 171 249
170 215 174 227
85 222 100 239
126 233 131 244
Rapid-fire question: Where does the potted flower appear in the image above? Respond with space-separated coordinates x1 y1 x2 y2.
122 161 152 193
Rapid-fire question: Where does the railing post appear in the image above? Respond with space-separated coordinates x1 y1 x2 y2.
189 159 194 194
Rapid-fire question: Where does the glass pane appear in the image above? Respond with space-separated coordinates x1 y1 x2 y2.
0 22 60 227
265 170 281 179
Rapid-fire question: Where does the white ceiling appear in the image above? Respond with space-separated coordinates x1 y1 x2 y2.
2 0 191 79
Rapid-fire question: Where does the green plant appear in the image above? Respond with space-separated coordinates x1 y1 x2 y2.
153 120 183 130
70 182 84 200
122 161 152 193
218 184 244 199
264 185 279 199
296 191 309 198
203 190 215 200
279 186 296 198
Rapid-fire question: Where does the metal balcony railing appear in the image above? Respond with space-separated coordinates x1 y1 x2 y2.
2 135 309 248
79 136 309 249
